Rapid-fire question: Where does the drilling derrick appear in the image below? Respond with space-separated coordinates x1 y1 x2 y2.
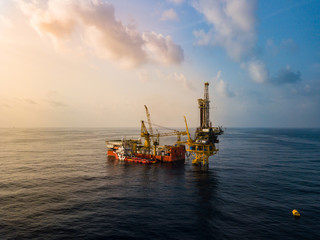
198 82 210 129
184 82 223 165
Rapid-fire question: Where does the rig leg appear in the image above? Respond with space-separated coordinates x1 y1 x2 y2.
202 156 209 165
192 154 209 165
192 158 201 165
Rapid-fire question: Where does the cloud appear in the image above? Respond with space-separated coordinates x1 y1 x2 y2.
247 60 268 83
168 72 194 90
246 62 301 85
17 0 184 67
271 66 301 85
192 0 257 61
193 29 212 45
213 71 235 97
167 0 185 5
161 9 179 21
191 0 274 84
216 80 235 98
137 70 194 90
142 32 184 65
192 0 267 84
173 73 194 90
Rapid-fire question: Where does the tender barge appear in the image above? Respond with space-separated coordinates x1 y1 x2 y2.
106 139 186 164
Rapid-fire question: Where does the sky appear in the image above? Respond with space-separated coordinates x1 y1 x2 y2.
0 0 319 128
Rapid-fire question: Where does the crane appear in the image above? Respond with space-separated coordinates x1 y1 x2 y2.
141 105 188 155
140 120 151 148
153 130 187 145
144 105 156 145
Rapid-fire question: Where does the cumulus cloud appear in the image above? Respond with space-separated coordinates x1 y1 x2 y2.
17 0 184 67
247 60 268 83
246 62 301 85
192 0 257 61
216 80 235 98
191 0 274 84
193 29 212 45
271 66 301 85
173 73 194 90
142 32 184 65
161 9 179 21
213 71 235 97
166 72 194 90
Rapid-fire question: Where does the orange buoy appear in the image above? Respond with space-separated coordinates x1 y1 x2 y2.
292 209 300 217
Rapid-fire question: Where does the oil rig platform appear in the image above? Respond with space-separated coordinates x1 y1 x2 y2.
106 82 223 165
184 82 223 165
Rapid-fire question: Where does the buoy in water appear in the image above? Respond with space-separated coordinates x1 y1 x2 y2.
292 209 300 217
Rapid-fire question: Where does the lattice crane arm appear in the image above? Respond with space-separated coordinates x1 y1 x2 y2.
150 131 187 138
144 105 155 144
184 116 193 144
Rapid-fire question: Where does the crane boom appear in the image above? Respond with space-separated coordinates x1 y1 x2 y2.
151 131 187 138
184 116 192 144
152 130 187 143
144 105 154 142
140 120 150 148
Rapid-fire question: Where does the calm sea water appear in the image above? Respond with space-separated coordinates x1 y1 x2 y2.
0 128 319 239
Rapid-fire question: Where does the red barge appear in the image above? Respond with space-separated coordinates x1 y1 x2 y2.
106 139 186 164
106 105 187 164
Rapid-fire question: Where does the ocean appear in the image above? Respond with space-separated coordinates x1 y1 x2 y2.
0 128 319 239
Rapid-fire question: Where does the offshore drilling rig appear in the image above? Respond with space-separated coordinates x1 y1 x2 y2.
106 82 223 166
184 82 223 165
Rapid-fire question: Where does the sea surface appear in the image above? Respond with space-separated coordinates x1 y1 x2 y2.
0 128 319 240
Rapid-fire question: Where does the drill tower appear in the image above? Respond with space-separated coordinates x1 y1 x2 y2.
184 82 223 165
198 82 211 129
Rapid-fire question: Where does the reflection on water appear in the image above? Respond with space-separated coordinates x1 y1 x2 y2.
191 166 221 239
